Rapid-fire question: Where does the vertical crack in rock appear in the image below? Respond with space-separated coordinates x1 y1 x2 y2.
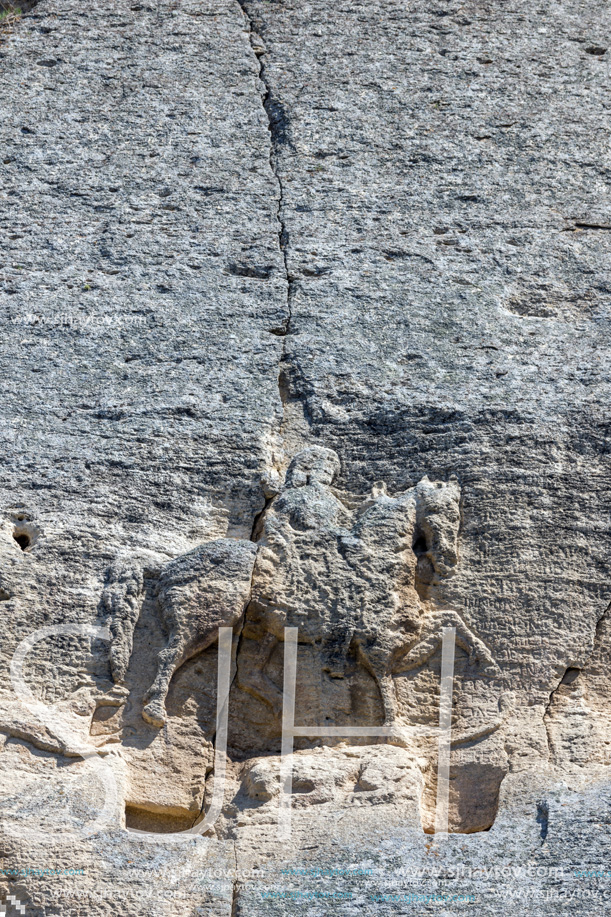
236 1 308 443
236 1 290 320
227 563 258 731
195 10 297 808
250 495 273 543
543 602 611 762
231 840 241 917
191 766 213 832
543 670 573 761
536 800 549 841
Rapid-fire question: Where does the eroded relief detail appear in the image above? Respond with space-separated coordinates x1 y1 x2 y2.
238 446 500 747
103 540 257 728
103 446 500 756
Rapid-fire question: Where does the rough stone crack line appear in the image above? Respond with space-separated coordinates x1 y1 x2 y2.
543 600 611 762
236 0 296 430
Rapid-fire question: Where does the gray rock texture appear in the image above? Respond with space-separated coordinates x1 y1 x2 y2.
1 0 611 914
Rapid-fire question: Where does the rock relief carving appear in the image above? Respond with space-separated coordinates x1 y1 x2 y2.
103 539 257 727
102 446 500 744
239 446 500 746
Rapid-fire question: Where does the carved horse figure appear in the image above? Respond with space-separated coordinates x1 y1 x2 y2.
103 446 498 738
103 539 257 727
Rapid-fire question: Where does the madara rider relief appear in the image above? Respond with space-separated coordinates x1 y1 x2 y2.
100 446 505 832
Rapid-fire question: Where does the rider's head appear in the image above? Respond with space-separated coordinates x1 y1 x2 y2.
285 446 341 488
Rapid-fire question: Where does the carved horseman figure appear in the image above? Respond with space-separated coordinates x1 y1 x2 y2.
102 445 498 739
241 446 498 743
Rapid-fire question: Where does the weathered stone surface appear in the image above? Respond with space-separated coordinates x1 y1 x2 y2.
1 0 611 914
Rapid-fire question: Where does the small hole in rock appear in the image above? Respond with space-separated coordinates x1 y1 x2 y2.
560 667 581 685
13 533 30 551
412 534 428 557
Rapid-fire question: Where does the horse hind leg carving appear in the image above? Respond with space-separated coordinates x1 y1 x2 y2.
141 538 257 728
102 559 144 685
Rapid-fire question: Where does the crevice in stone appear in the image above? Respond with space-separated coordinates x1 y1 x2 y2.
543 601 611 762
190 765 215 834
250 495 273 543
236 0 310 448
592 602 611 648
231 839 240 917
574 221 611 230
544 666 578 764
236 0 291 326
536 799 549 841
224 544 262 779
231 880 241 917
190 562 261 833
560 667 581 685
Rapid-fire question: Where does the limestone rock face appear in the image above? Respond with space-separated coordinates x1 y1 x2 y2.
1 0 611 914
